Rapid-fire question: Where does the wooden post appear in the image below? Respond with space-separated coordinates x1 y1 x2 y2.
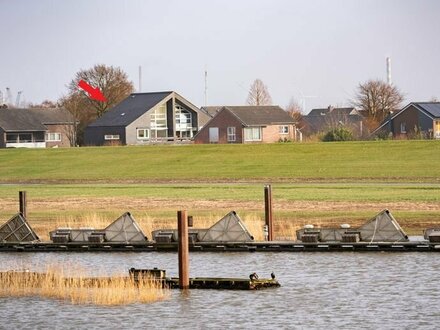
264 185 273 241
19 191 27 218
177 210 189 289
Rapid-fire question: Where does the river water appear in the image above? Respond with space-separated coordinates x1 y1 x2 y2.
1 252 439 329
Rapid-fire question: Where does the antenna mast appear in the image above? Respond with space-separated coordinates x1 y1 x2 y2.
138 66 142 92
204 67 208 106
386 57 392 86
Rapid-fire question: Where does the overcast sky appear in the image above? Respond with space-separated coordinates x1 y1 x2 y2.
1 0 439 112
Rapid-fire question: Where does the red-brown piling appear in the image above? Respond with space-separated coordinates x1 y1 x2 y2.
19 191 27 219
177 210 189 289
264 185 273 241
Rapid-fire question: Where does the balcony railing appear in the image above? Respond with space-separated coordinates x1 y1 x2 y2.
6 141 46 148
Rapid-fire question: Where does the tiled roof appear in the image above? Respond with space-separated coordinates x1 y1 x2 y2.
87 92 173 127
0 108 73 131
223 106 294 126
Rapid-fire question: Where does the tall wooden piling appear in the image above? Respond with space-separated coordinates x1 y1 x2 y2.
264 185 273 241
19 191 27 219
177 210 189 289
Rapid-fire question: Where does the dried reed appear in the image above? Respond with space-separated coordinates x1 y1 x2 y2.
0 265 169 305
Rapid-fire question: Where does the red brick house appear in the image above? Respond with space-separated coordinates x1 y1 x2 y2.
194 106 297 144
372 102 440 139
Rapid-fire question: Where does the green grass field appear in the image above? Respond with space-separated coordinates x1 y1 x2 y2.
0 140 439 182
0 141 439 238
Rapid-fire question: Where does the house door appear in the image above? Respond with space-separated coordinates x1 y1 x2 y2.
209 127 219 143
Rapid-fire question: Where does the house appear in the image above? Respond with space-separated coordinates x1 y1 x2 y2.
372 102 440 139
0 108 75 148
194 106 297 144
302 106 365 137
84 91 210 146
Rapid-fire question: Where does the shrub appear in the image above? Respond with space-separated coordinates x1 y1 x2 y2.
322 127 354 142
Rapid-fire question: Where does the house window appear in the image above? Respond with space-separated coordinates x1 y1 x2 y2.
175 105 192 131
279 125 289 134
104 134 120 140
227 127 236 142
244 127 262 141
6 133 33 143
435 121 440 138
151 104 168 139
137 128 150 140
400 122 407 134
46 133 61 142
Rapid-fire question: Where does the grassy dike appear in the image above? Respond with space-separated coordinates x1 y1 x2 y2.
0 141 439 238
0 140 439 182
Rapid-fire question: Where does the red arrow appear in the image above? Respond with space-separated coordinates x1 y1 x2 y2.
78 80 107 102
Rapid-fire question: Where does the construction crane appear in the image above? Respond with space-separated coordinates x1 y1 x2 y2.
15 91 23 107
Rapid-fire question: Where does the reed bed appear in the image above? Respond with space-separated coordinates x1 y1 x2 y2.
0 266 169 305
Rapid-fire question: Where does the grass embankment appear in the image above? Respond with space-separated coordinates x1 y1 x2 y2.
0 267 168 305
0 140 439 182
0 141 439 238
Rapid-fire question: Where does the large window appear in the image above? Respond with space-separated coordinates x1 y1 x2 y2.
227 127 236 142
151 104 168 139
137 128 150 140
46 132 61 142
244 127 262 141
104 134 120 140
151 104 167 129
6 133 33 143
279 125 289 134
175 105 192 131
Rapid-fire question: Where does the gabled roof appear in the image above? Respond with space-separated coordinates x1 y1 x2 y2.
29 108 75 124
222 106 295 126
200 106 222 118
371 102 440 134
0 108 73 132
412 102 440 118
304 107 363 133
307 107 359 117
87 91 173 127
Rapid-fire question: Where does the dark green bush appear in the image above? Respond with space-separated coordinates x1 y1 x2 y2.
322 127 354 142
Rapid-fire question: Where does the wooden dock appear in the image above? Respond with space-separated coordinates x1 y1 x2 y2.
0 240 439 252
165 277 280 290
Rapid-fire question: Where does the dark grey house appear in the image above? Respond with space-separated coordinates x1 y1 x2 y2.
0 108 75 148
84 91 210 145
303 106 365 137
372 102 440 139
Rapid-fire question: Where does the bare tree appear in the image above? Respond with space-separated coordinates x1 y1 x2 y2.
353 80 404 126
246 79 272 106
67 64 134 118
58 93 93 146
285 98 304 126
61 64 134 145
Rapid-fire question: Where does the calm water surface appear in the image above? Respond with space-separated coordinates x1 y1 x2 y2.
1 252 439 329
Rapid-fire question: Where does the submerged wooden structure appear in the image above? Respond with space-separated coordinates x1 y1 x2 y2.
152 211 254 244
129 268 280 290
296 210 409 243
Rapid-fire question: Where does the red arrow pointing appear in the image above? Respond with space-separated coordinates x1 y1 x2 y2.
78 80 107 102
